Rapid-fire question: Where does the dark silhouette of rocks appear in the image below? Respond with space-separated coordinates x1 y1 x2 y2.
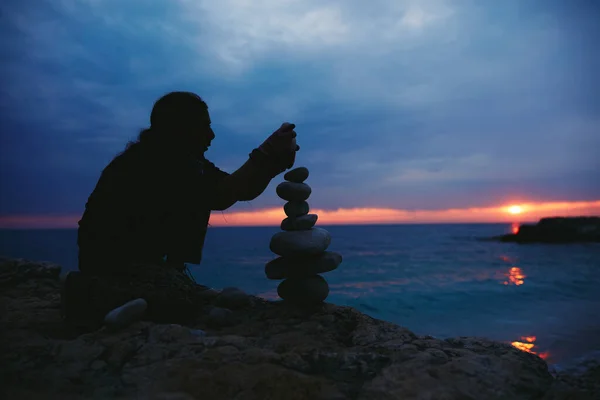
267 167 340 305
493 216 600 244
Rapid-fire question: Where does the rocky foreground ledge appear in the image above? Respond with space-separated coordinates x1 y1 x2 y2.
0 258 597 400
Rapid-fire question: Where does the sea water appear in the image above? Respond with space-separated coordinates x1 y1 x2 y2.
1 223 599 368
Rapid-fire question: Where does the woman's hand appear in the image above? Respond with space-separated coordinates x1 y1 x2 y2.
257 122 300 170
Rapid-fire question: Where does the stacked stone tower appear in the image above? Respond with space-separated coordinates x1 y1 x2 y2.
265 167 342 305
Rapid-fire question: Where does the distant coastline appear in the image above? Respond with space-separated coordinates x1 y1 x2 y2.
491 216 600 244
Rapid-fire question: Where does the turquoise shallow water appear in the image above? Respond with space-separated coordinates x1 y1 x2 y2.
1 223 599 367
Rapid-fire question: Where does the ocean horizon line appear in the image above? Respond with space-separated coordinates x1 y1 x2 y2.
0 220 533 231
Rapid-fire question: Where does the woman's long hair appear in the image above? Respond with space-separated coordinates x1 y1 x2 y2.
119 91 208 157
124 127 161 151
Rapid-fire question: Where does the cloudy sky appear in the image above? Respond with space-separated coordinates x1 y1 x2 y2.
0 0 598 226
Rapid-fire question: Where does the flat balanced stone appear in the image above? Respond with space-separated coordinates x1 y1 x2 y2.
265 251 342 280
284 201 309 218
269 227 331 257
276 182 312 202
277 275 329 304
284 167 309 183
281 214 318 231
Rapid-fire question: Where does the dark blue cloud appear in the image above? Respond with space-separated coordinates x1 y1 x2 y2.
1 0 598 216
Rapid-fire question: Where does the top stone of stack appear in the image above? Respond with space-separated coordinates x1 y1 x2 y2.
284 167 309 183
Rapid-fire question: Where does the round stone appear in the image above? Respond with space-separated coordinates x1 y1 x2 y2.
104 298 147 330
281 214 318 231
284 201 309 218
269 227 331 257
284 167 309 183
265 251 343 280
276 182 312 202
277 275 329 304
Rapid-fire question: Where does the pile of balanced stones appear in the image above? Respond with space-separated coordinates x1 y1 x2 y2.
265 167 342 305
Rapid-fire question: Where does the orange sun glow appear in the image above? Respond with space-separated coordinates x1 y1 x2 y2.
1 200 599 229
507 205 523 215
511 336 550 360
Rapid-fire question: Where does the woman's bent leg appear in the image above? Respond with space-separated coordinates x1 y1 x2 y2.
62 263 207 329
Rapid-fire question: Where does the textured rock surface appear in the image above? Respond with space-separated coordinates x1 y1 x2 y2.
266 252 342 280
2 257 595 400
284 167 309 183
543 359 600 400
207 306 235 327
281 214 318 231
276 182 312 202
270 228 331 257
277 275 330 304
284 201 310 218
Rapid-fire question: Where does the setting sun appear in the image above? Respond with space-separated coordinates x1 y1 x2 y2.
508 205 523 215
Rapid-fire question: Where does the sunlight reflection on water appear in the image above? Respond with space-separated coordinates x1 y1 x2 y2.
503 266 526 286
511 336 550 360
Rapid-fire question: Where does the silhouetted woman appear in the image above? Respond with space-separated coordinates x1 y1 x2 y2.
62 91 299 328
